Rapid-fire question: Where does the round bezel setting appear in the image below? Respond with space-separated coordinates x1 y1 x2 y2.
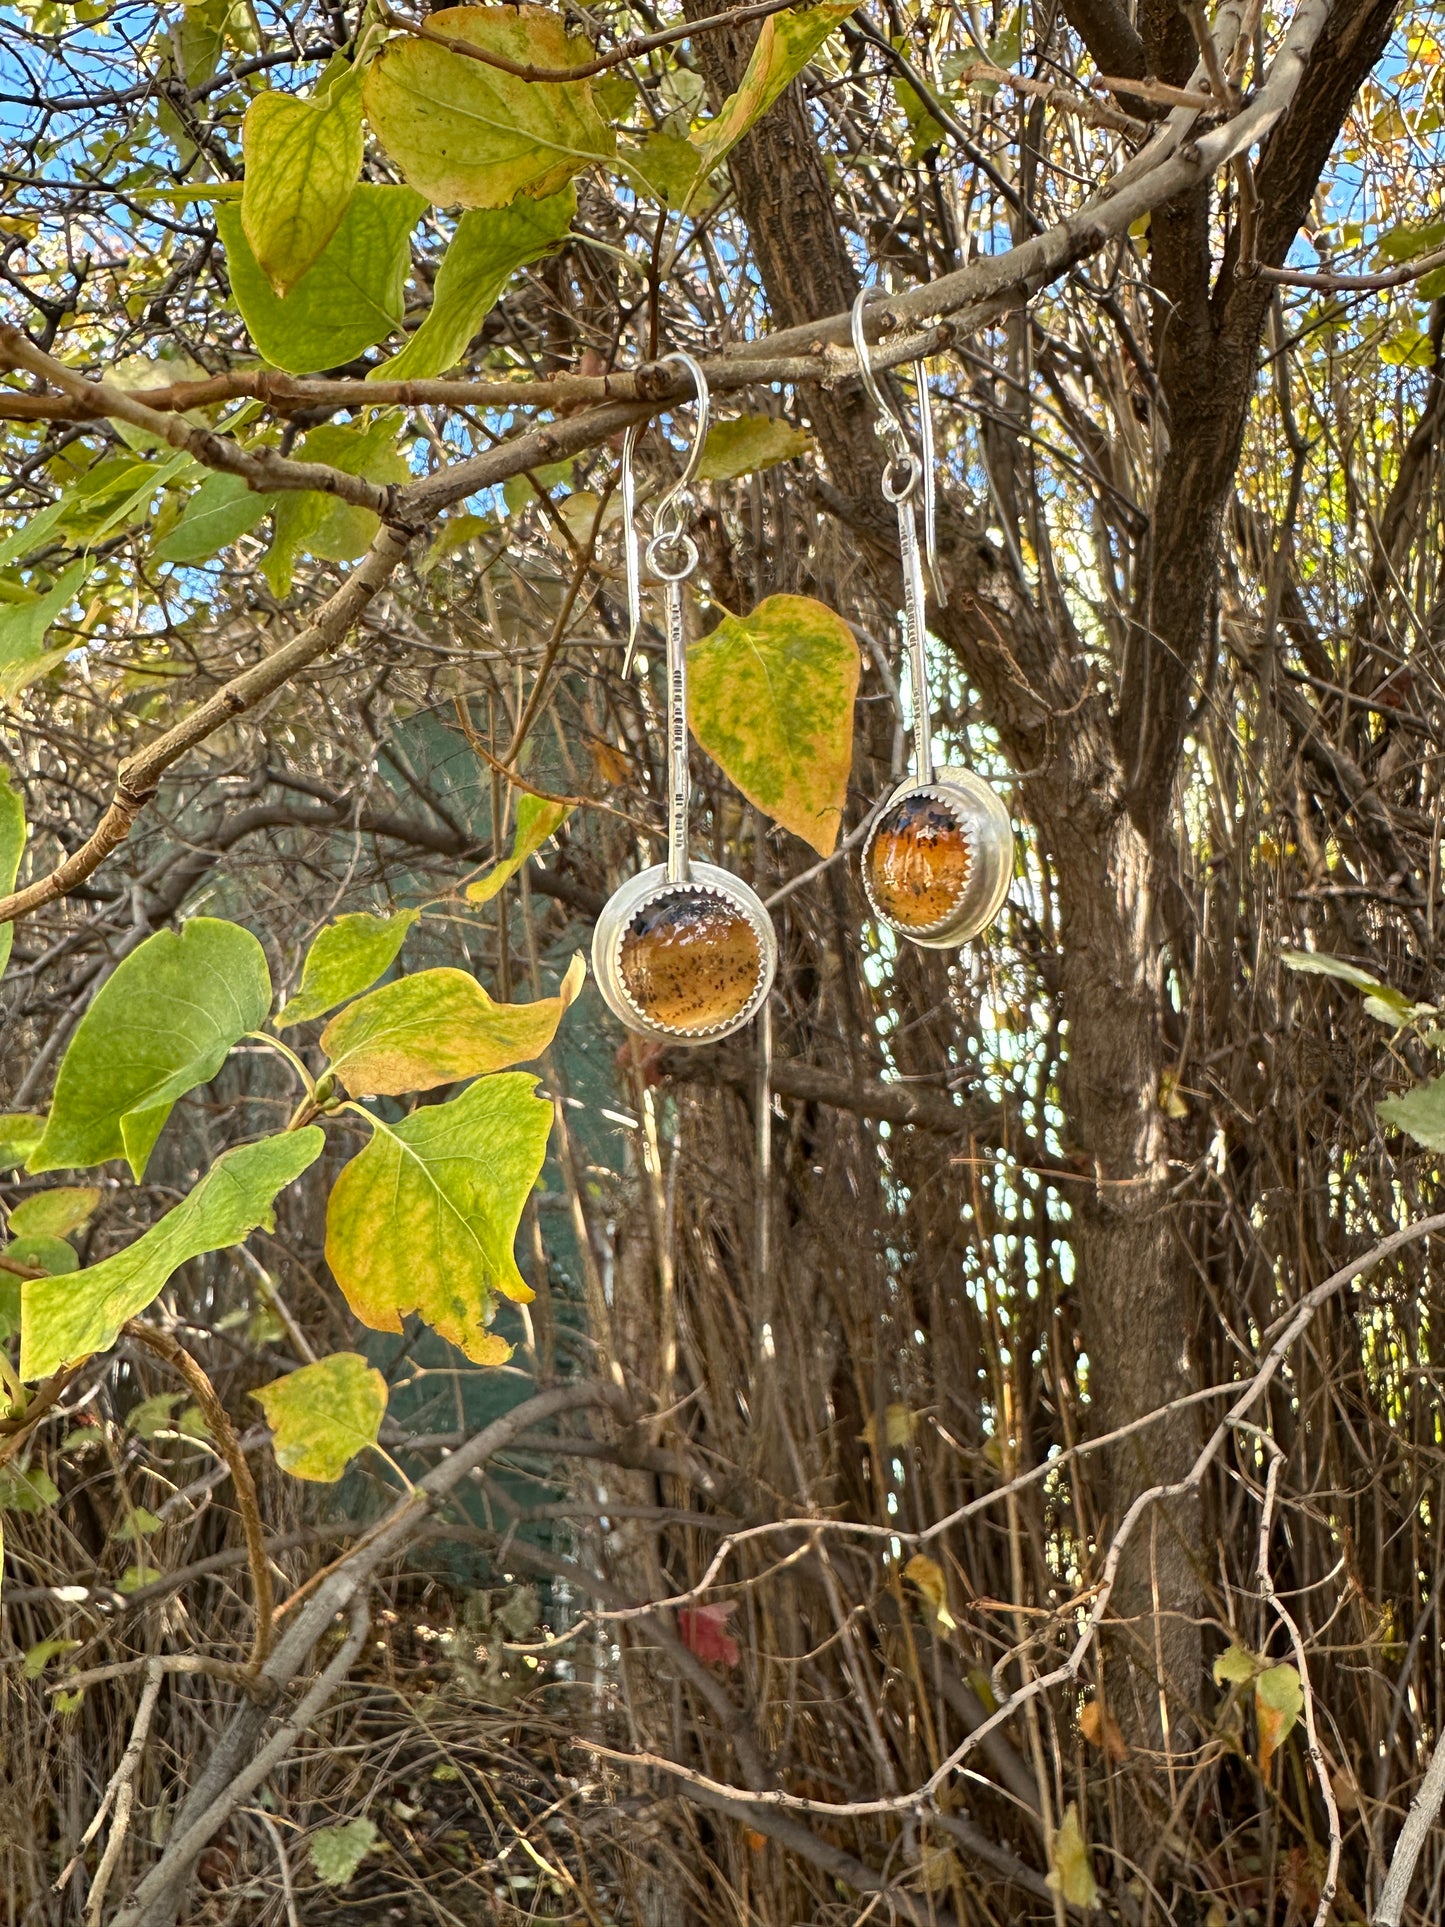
592 862 777 1044
861 770 1014 949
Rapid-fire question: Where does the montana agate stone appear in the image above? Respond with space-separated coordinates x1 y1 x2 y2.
865 790 972 931
618 887 764 1034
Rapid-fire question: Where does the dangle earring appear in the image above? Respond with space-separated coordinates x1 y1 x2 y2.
852 290 1015 949
592 353 778 1043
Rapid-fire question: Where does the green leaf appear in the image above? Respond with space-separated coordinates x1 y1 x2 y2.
216 185 425 376
1379 1077 1445 1152
277 909 419 1027
1281 949 1388 992
8 1187 101 1239
155 472 278 564
310 1817 381 1888
698 415 811 484
0 769 24 979
691 2 857 177
254 1351 388 1481
0 558 91 700
465 793 572 903
687 593 859 856
118 1564 163 1594
20 1129 324 1380
620 129 712 208
111 1506 165 1541
0 1465 59 1513
502 457 573 516
263 414 408 596
23 1636 79 1678
6 1234 79 1277
1046 1802 1098 1910
322 953 584 1095
242 63 365 296
325 1074 550 1361
54 450 195 546
362 5 615 209
30 918 272 1181
1373 220 1445 265
1255 1663 1303 1776
125 1391 185 1440
0 499 67 570
0 1116 44 1170
1212 1644 1258 1685
379 188 575 381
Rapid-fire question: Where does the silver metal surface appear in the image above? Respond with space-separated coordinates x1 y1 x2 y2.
591 862 779 1044
861 768 1015 948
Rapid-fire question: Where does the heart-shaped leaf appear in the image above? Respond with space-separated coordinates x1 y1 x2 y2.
688 594 859 856
325 1073 550 1362
254 1351 387 1482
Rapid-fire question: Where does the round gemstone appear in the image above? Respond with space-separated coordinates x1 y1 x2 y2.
618 888 764 1034
866 791 972 930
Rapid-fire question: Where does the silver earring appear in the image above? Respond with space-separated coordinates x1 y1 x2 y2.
592 353 778 1043
851 289 1014 949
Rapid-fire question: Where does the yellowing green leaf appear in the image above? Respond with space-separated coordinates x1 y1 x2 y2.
902 1552 956 1631
362 7 615 209
30 918 272 1181
310 1817 381 1887
0 1115 44 1170
1281 948 1388 994
20 1130 323 1380
1255 1663 1303 1777
23 1636 79 1678
698 415 811 484
687 593 859 856
118 1564 163 1594
1213 1644 1258 1685
620 129 710 208
691 2 858 176
241 63 365 295
125 1391 185 1440
0 769 24 978
277 909 419 1027
1046 1803 1099 1910
8 1187 100 1239
465 793 572 903
254 1351 387 1482
1379 1076 1445 1151
379 188 575 382
322 952 584 1095
111 1507 165 1541
325 1073 551 1361
216 186 425 376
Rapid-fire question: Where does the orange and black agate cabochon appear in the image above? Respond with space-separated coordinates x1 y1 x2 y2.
866 790 973 931
618 886 764 1034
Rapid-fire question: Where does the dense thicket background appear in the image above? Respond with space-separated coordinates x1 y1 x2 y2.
3 0 1445 1922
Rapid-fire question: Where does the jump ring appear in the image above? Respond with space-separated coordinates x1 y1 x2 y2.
882 453 921 504
646 530 699 581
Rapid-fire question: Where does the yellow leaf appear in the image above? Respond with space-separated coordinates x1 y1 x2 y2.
321 953 585 1096
324 1073 551 1362
859 1402 915 1449
1079 1697 1128 1762
687 594 860 856
241 62 364 295
903 1553 957 1631
1046 1803 1099 1910
1158 1070 1189 1119
253 1352 388 1483
698 416 811 484
1255 1663 1303 1777
7 1186 100 1239
691 2 858 178
466 794 573 903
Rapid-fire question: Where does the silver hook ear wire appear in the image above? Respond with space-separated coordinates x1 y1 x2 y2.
648 349 710 554
852 288 947 611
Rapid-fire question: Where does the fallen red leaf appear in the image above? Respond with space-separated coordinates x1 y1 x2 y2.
678 1601 741 1668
